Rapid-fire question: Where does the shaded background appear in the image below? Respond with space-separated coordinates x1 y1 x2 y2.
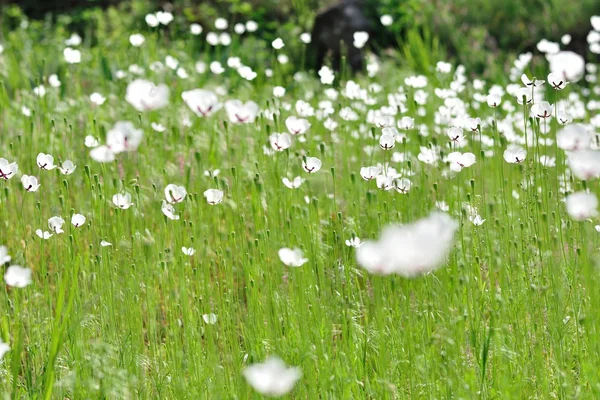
1 0 599 76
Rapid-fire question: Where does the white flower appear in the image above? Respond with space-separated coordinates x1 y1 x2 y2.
503 145 527 163
285 116 311 135
397 117 415 130
272 38 285 50
246 20 258 32
64 33 82 46
0 159 18 180
63 47 81 64
487 94 501 108
234 23 246 35
219 33 232 46
515 87 532 105
85 135 100 148
224 100 259 123
243 356 302 397
151 123 166 132
394 178 412 193
145 13 159 27
300 32 311 44
302 157 322 173
59 160 76 175
0 340 8 360
129 33 145 47
273 86 286 98
182 89 222 117
165 184 187 204
125 79 169 112
567 151 600 180
282 176 304 189
547 51 585 83
356 212 458 277
156 11 174 25
278 248 308 267
100 240 112 247
345 237 363 248
269 133 292 151
379 134 395 150
353 31 369 48
202 313 217 324
447 152 476 172
48 74 61 87
161 201 180 220
89 146 115 163
360 166 380 181
21 175 40 192
447 127 465 142
531 101 552 119
33 85 46 97
204 189 224 205
36 153 56 170
565 191 598 220
215 17 228 30
90 92 106 105
35 229 53 239
112 193 134 209
548 72 568 90
376 175 394 190
380 14 393 26
71 213 86 227
207 32 220 46
4 265 32 288
107 121 143 153
0 246 11 264
521 74 544 87
557 124 591 151
48 216 65 234
469 214 486 226
182 247 196 256
190 23 203 35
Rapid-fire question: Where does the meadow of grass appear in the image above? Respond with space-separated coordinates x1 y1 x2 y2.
1 8 600 400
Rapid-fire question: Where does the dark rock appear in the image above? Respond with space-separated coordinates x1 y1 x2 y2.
310 0 377 74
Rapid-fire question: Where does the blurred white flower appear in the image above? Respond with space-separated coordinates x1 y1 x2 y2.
182 247 196 256
190 23 203 35
71 214 86 227
243 356 302 397
356 212 458 277
566 191 598 220
112 193 134 209
63 47 81 64
272 38 285 50
4 265 32 288
125 79 169 112
129 33 145 47
278 247 308 267
204 189 224 205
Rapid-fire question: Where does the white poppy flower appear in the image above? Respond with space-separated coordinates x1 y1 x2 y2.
182 89 222 117
302 157 322 173
272 38 285 49
345 237 363 248
285 116 311 135
112 193 133 209
356 211 458 277
0 246 11 264
224 100 259 124
161 201 180 220
182 247 196 256
503 145 527 163
447 152 476 172
165 184 187 204
36 153 56 170
129 33 145 47
71 214 86 227
278 248 308 267
243 356 302 397
566 191 598 220
204 189 224 205
282 177 304 189
35 229 53 239
4 265 32 288
63 47 81 64
59 160 76 175
106 122 143 153
269 133 292 151
48 216 65 234
203 313 217 324
21 175 40 192
89 146 115 163
190 23 203 35
125 79 169 112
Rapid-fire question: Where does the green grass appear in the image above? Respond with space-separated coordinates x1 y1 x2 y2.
1 8 600 399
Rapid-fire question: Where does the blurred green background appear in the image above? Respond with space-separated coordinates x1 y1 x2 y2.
1 0 599 76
